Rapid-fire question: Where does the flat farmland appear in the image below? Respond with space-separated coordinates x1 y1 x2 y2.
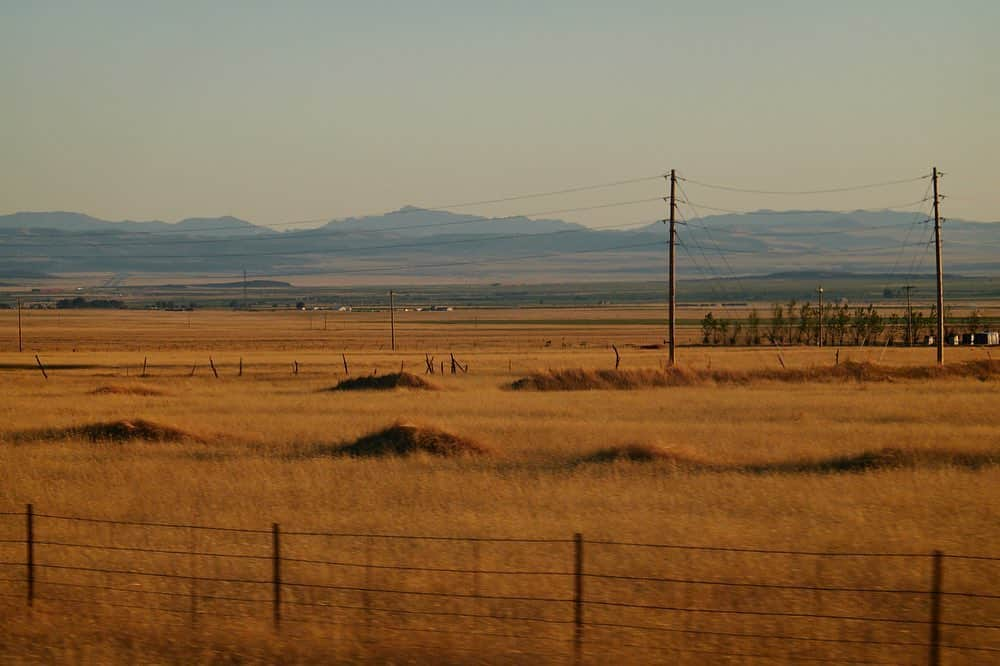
1 308 998 664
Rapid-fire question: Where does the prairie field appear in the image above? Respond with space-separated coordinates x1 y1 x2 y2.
1 308 999 664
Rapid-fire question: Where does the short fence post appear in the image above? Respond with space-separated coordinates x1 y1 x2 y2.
574 533 583 663
272 523 281 630
928 550 942 666
26 503 34 606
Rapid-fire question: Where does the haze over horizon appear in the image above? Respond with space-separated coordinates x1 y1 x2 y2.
2 2 997 230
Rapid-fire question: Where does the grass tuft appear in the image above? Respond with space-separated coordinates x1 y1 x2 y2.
328 422 490 458
327 372 438 392
13 419 201 443
579 443 711 469
90 385 165 396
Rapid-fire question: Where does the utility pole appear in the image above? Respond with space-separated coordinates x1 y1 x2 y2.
389 290 396 352
932 167 944 366
903 285 915 346
17 297 23 352
667 169 677 367
816 286 824 347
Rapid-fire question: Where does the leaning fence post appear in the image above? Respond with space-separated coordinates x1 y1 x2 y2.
928 550 942 666
574 533 583 663
26 504 34 607
34 355 48 380
272 523 281 630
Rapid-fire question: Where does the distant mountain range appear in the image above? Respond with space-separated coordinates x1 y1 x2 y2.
1 208 997 282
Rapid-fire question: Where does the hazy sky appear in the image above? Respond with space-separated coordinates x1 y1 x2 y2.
2 1 997 228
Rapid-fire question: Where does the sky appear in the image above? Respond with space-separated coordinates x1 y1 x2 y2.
2 1 997 229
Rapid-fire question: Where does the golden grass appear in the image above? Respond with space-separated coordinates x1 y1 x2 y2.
0 309 998 663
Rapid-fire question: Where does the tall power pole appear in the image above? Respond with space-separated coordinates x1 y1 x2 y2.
932 167 944 366
667 169 677 367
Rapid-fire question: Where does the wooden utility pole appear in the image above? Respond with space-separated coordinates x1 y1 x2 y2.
389 290 396 352
816 286 824 347
667 169 677 367
17 297 23 352
932 167 944 366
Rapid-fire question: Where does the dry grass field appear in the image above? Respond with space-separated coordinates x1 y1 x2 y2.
1 308 999 664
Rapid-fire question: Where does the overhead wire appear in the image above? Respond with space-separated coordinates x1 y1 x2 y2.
678 173 929 196
0 173 665 241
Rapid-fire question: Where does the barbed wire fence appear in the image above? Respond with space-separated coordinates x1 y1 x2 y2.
1 506 998 663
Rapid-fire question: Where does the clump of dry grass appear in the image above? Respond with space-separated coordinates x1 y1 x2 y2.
14 419 201 443
90 385 165 396
576 443 998 475
580 443 711 469
328 372 438 392
510 367 700 391
755 446 1000 474
331 422 490 458
510 360 1000 391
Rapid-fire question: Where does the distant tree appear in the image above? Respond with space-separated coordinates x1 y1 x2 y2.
716 318 730 345
768 304 785 344
746 309 761 345
798 302 814 345
700 312 716 344
786 299 798 343
966 309 983 334
728 321 742 346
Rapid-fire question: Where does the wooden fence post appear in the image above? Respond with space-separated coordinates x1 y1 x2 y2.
26 504 33 607
574 533 583 663
928 550 942 666
209 357 219 379
272 523 281 630
34 355 48 380
238 357 243 377
141 356 148 377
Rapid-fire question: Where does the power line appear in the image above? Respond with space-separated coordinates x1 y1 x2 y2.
679 197 931 216
678 173 929 196
1 173 665 240
401 173 665 211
